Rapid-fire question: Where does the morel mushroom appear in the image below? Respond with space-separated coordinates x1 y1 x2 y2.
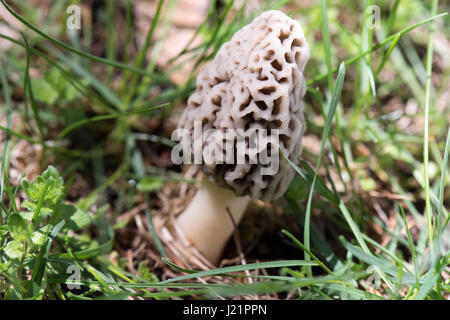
172 10 310 264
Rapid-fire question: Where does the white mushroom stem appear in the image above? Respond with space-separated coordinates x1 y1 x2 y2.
176 175 250 265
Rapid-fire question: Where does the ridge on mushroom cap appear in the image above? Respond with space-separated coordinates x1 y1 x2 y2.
179 10 310 201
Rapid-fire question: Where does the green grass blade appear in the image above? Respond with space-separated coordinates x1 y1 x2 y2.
338 200 370 252
399 206 420 288
53 235 113 260
359 0 374 97
56 103 168 140
125 0 165 102
105 0 117 81
163 258 197 274
308 12 447 85
294 159 339 203
423 0 439 247
285 197 342 268
281 229 334 276
159 260 318 284
210 277 340 298
21 32 45 139
31 220 65 296
386 0 400 36
338 201 398 294
321 283 384 300
0 59 11 201
438 126 450 230
320 0 333 91
284 62 345 277
0 33 112 112
163 258 295 282
375 33 400 78
145 205 167 258
318 0 350 189
31 179 51 226
414 239 443 300
0 0 168 80
54 51 123 110
123 0 132 64
340 236 418 286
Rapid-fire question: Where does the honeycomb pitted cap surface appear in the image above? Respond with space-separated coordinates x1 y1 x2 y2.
179 10 310 201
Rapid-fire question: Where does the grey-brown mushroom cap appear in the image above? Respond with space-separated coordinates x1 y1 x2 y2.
179 10 310 201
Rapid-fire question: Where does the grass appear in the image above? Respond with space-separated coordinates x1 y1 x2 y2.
0 0 449 300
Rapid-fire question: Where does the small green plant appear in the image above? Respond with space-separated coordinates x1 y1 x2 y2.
0 166 91 298
0 166 163 300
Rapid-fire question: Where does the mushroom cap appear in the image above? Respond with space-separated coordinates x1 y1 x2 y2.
179 10 310 201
